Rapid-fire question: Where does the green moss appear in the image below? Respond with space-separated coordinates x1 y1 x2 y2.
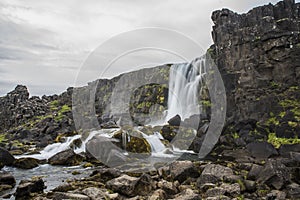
233 132 239 139
266 116 279 126
54 104 71 122
268 133 300 148
288 121 298 128
278 111 286 118
201 100 212 107
50 100 59 111
0 133 7 143
279 99 300 109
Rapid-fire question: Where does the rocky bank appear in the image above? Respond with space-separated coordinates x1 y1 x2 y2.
0 0 300 199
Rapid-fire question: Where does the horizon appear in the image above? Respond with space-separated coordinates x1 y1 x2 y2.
0 0 297 96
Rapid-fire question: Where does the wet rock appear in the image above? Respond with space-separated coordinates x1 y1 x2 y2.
160 125 178 142
197 164 233 185
169 161 199 183
15 178 45 199
89 168 122 182
168 115 181 126
48 149 84 166
0 172 16 192
0 147 15 166
13 157 39 169
258 159 290 190
246 141 278 159
106 174 153 197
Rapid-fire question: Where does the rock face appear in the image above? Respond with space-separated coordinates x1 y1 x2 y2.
0 147 15 166
211 0 300 135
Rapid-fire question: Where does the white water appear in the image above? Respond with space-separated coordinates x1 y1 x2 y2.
166 58 206 120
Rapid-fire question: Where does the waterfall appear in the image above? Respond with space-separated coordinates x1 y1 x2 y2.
166 57 206 120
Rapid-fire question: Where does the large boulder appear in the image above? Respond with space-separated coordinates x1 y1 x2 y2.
48 149 84 166
0 147 15 166
168 115 181 126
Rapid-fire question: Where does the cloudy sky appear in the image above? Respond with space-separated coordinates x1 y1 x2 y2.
0 0 292 96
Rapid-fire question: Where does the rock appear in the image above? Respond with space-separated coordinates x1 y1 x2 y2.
106 174 153 197
149 189 167 200
160 125 178 142
172 188 200 200
206 187 225 197
244 180 256 192
279 143 300 157
247 164 263 180
51 192 90 200
0 147 15 166
15 178 45 199
220 183 241 196
48 149 84 166
266 190 286 200
197 164 233 185
89 168 122 182
246 141 278 159
13 157 39 169
82 187 107 200
0 172 16 192
258 159 290 190
168 115 181 126
157 180 179 195
286 183 300 199
169 161 200 183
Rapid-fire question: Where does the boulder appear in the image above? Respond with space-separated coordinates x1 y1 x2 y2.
15 178 45 199
106 174 153 197
82 187 107 200
258 159 290 190
13 157 39 169
50 192 90 200
168 115 181 126
169 161 200 183
279 143 300 157
197 164 233 185
149 189 167 200
286 183 300 199
157 180 179 195
0 147 15 166
89 168 122 182
246 141 278 159
48 149 84 166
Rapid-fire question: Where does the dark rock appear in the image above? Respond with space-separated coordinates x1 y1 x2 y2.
258 159 290 190
160 125 178 142
247 164 263 180
244 180 256 193
266 190 286 200
279 143 300 157
168 114 181 126
0 147 15 166
149 189 167 200
197 164 233 185
89 168 122 182
13 157 39 169
169 161 200 183
246 141 278 159
15 178 45 199
0 172 16 186
48 149 84 166
106 174 153 197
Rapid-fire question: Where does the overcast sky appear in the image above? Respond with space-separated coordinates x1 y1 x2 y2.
0 0 294 96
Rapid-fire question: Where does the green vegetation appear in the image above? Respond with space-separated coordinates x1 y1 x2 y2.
201 100 212 107
49 100 59 111
55 104 71 122
266 113 280 126
0 133 7 143
268 133 300 148
233 132 239 139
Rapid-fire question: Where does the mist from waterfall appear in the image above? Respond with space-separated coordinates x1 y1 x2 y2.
166 57 207 121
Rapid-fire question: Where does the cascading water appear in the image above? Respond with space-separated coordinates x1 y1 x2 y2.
166 57 206 120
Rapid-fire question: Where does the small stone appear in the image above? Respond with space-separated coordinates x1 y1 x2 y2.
13 157 39 169
197 164 233 185
169 161 199 183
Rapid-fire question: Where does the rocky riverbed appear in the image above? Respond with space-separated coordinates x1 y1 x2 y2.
1 0 300 199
